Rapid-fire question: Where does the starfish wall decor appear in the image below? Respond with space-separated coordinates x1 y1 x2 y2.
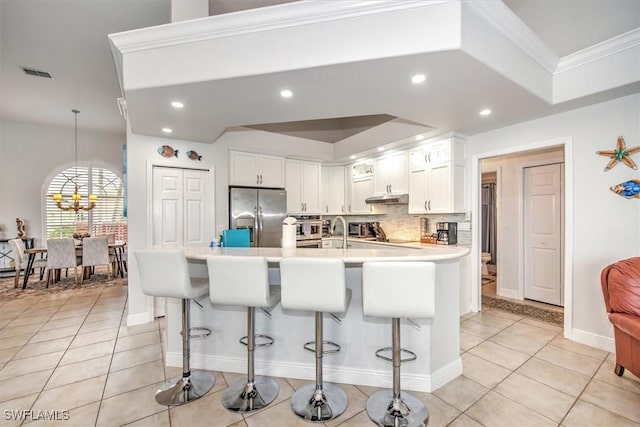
596 136 640 171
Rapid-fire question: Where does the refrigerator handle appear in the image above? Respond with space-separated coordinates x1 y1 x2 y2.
257 206 264 246
254 206 259 247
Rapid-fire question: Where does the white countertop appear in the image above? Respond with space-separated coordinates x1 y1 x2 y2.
183 244 469 263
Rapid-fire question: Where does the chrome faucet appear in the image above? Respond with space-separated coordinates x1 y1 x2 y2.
330 216 348 249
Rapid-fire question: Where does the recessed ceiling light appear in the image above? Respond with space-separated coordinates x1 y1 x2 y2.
280 89 293 98
171 101 184 109
415 135 424 141
162 127 173 133
411 74 426 84
350 155 356 159
377 146 385 152
479 109 492 116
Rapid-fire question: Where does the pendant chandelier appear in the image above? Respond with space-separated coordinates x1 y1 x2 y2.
52 109 97 212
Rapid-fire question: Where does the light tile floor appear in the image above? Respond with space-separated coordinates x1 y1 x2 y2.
1 286 639 426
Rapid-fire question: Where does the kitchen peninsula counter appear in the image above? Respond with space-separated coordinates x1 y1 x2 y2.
183 244 469 263
162 245 469 392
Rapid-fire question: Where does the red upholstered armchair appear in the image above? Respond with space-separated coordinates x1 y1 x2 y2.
601 257 640 378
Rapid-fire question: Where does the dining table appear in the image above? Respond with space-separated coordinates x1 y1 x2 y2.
23 241 127 289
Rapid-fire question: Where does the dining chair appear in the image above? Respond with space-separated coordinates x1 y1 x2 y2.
96 233 118 273
46 238 81 286
8 239 46 288
81 237 113 284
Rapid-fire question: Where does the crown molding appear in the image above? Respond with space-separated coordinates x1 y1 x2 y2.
555 28 640 74
464 0 559 74
109 0 449 54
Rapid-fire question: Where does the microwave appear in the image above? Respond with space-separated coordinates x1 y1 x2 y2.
296 219 322 240
348 222 374 238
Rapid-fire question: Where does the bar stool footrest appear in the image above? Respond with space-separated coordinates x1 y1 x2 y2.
375 347 417 363
179 327 211 339
239 334 274 347
303 340 341 354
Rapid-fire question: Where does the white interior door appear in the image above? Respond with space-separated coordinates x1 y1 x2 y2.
152 166 210 316
182 169 210 246
152 167 183 246
524 163 563 306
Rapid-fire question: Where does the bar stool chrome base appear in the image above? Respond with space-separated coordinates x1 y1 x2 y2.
366 390 428 427
291 383 348 422
222 376 279 413
155 371 215 406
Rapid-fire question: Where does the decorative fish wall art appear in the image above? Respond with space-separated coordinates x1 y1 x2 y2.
158 145 178 158
596 136 639 171
186 150 202 161
610 180 640 199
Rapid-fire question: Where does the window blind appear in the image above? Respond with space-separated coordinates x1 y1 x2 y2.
46 165 127 241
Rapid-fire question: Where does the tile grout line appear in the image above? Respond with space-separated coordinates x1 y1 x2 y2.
21 288 103 426
93 285 129 426
461 317 565 426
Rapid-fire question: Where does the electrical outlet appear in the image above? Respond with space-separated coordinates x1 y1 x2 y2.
464 211 471 221
458 222 471 231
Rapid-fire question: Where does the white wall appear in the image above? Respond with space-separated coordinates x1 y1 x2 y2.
125 128 229 324
469 94 640 346
0 120 124 245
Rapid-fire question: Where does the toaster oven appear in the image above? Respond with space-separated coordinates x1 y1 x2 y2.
348 222 374 238
296 219 322 240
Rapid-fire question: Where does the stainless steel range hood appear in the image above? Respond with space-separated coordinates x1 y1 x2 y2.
365 193 409 204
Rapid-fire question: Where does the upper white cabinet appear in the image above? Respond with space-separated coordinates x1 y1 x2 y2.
350 176 374 214
409 137 467 214
229 151 285 188
285 160 321 214
373 151 408 195
321 165 345 214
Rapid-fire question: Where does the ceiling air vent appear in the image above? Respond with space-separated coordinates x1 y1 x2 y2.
20 66 53 79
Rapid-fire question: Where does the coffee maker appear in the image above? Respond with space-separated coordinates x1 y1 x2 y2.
436 222 457 245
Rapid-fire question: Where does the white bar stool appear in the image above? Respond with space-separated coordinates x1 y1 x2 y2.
362 261 436 427
280 257 351 423
133 250 214 406
206 255 281 413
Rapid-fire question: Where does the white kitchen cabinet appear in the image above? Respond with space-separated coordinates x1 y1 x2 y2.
321 166 345 214
229 151 285 188
285 159 321 214
409 136 467 214
349 176 374 214
374 151 408 195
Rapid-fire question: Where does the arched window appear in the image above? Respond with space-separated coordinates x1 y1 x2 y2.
46 165 127 241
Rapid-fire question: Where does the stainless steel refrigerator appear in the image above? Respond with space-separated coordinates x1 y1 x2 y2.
229 187 287 247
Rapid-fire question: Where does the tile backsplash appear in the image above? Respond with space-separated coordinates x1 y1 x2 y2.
323 205 471 246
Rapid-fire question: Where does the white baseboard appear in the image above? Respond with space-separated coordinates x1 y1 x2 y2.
127 311 153 327
166 352 463 393
430 358 463 391
570 328 615 353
